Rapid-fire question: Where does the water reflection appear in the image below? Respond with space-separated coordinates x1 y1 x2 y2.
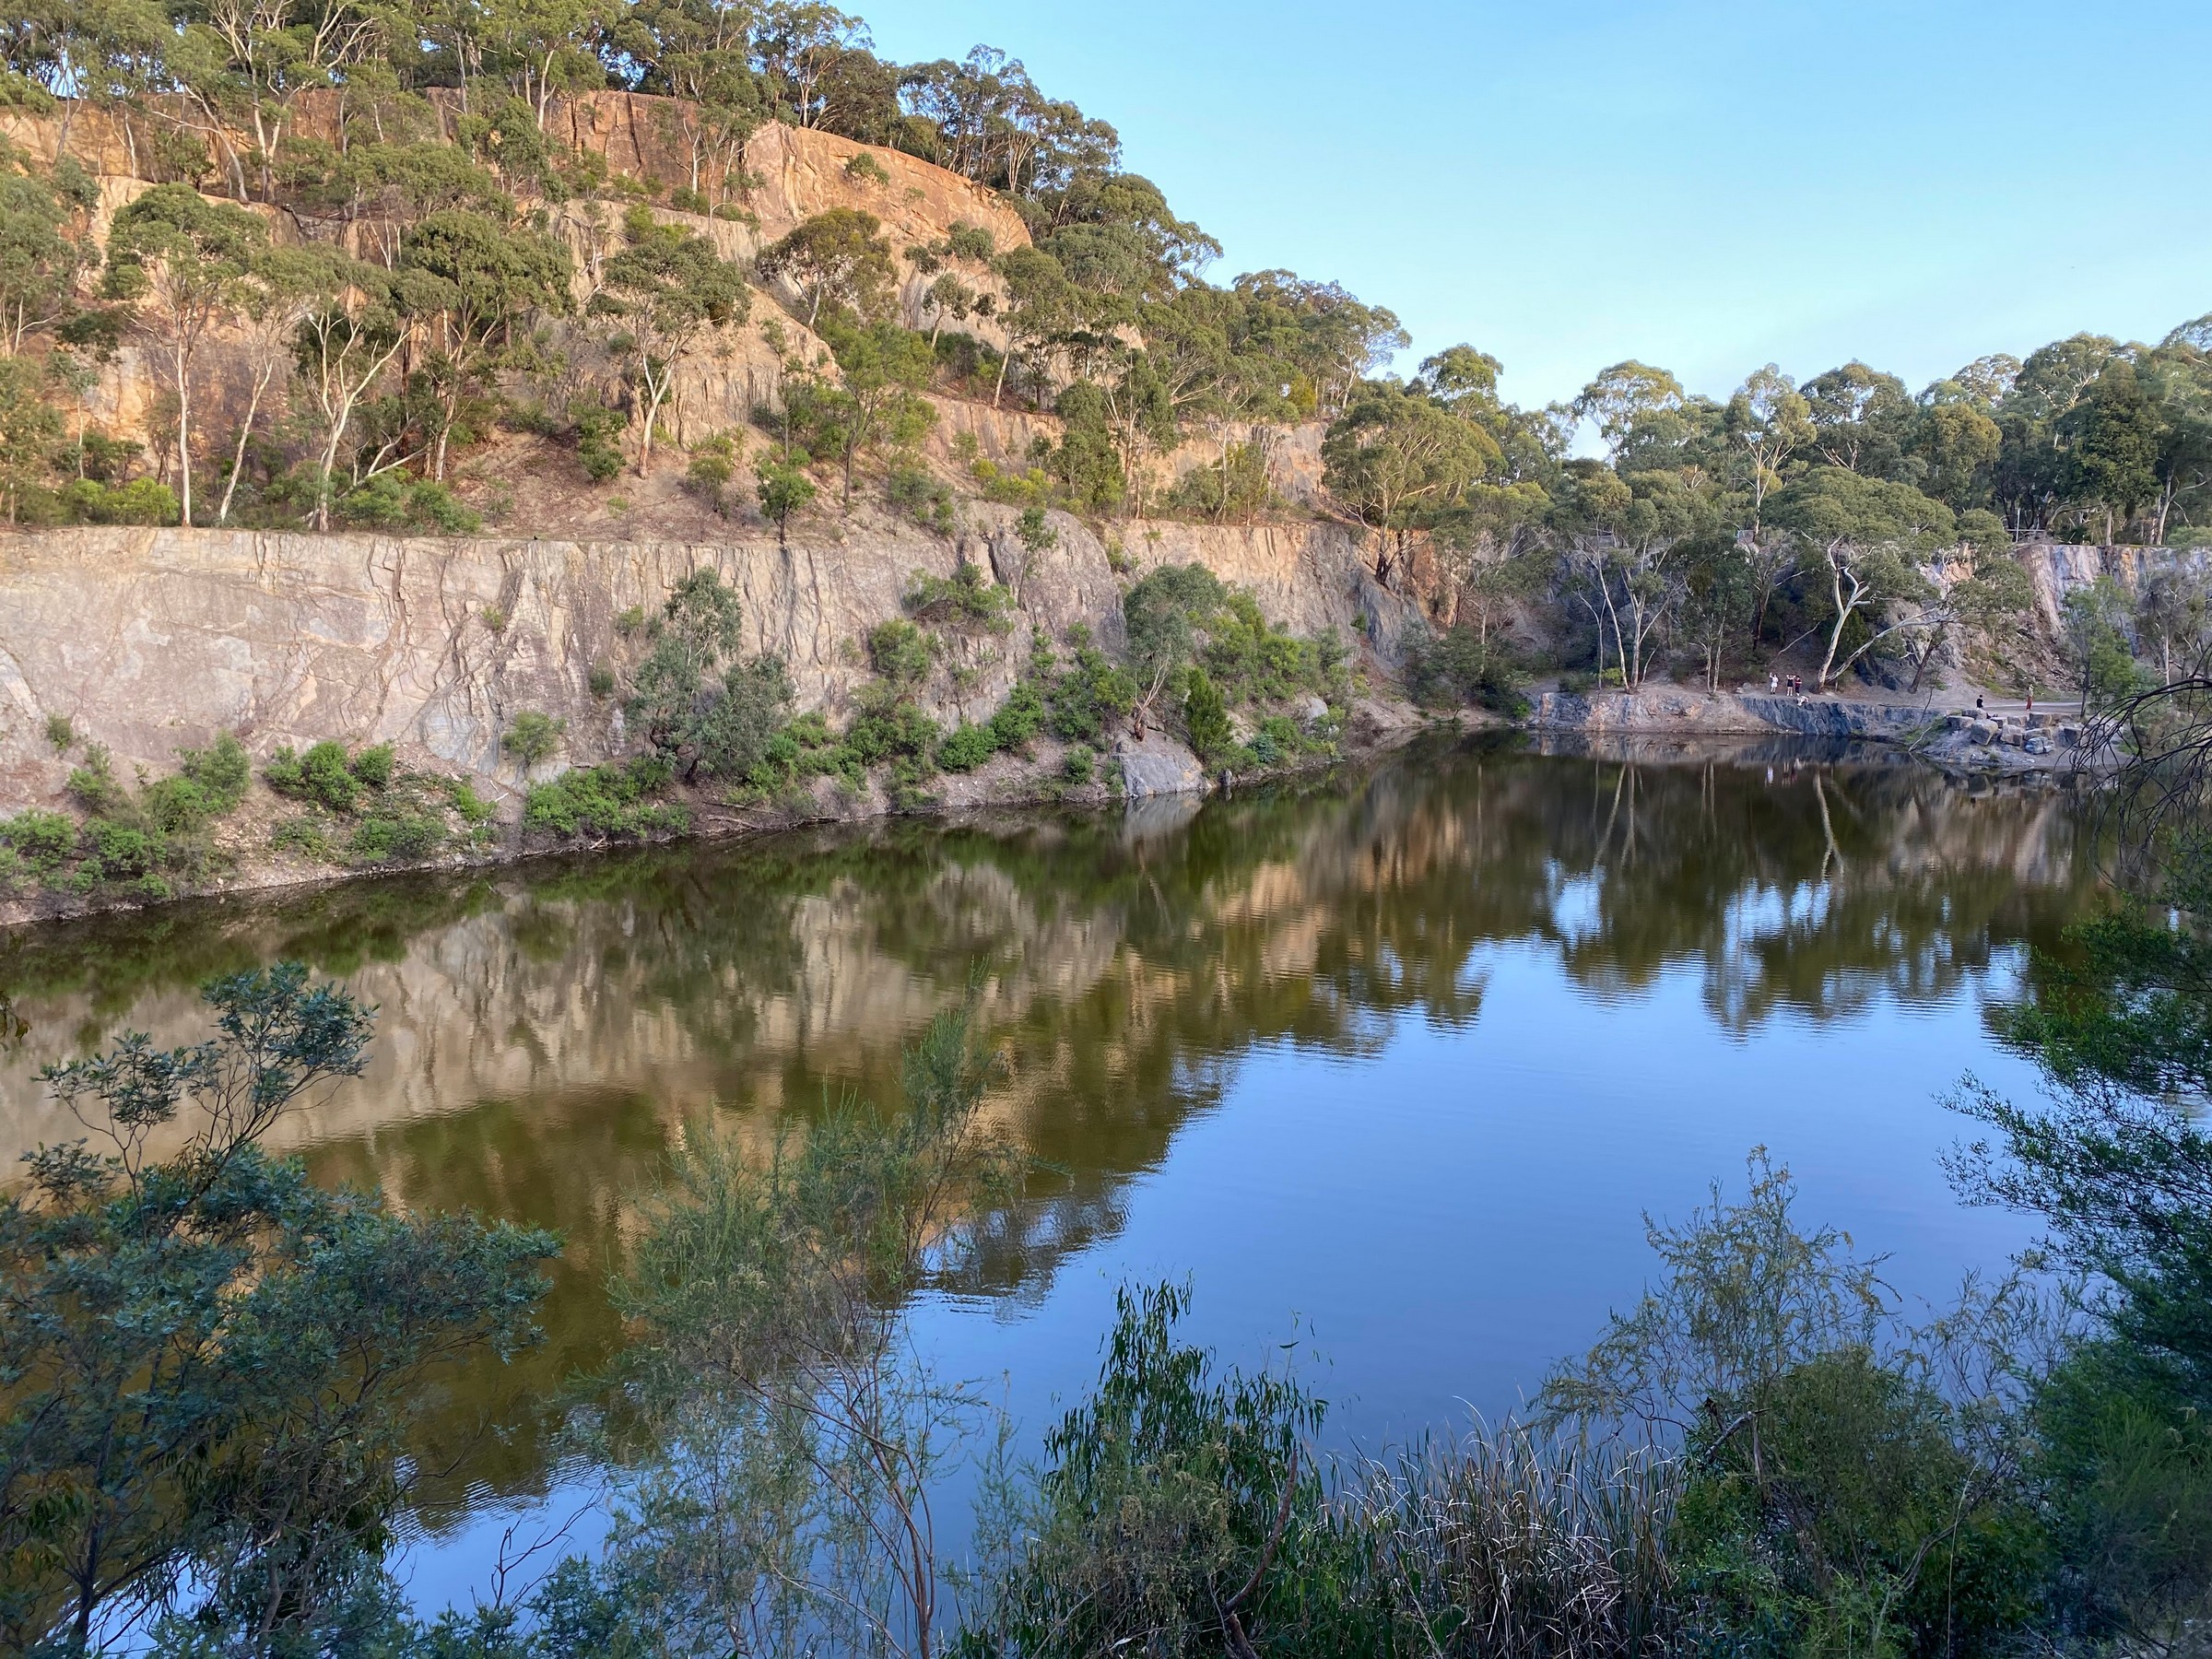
0 735 2100 1520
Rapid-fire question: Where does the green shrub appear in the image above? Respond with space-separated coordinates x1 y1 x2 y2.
523 757 686 839
271 817 335 861
140 775 215 835
176 732 251 812
905 561 1012 632
91 823 155 878
445 778 496 825
335 474 481 534
1248 714 1304 767
502 711 567 772
1044 626 1136 742
1674 1347 2044 1659
987 678 1045 752
844 693 938 768
888 466 955 534
0 809 76 872
350 743 396 790
1063 743 1095 783
866 618 935 688
588 664 617 698
43 713 75 752
66 745 127 817
57 477 179 526
936 721 997 772
969 1282 1328 1658
349 809 445 864
686 450 734 506
1182 667 1233 763
747 711 853 794
575 405 628 482
265 741 361 813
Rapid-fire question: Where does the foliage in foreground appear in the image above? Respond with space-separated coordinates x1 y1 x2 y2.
0 964 557 1655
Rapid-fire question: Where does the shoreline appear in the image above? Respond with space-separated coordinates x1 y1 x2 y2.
0 703 1436 932
1526 686 2100 778
0 693 2091 934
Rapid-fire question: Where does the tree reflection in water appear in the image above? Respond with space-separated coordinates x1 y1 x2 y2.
0 735 2101 1525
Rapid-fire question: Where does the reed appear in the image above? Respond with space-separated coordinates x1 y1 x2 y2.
1336 1423 1682 1659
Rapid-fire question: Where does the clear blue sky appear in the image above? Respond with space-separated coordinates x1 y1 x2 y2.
866 0 2212 411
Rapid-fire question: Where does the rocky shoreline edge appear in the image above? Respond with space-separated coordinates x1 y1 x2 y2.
1527 688 2098 776
0 686 2101 933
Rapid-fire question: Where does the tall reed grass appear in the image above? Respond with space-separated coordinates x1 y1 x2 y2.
1335 1423 1682 1659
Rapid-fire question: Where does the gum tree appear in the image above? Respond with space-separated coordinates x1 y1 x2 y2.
102 184 270 525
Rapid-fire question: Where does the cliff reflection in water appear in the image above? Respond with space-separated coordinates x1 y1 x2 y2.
0 736 2101 1513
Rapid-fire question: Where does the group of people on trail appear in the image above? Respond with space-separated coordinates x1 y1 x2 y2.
1768 672 1806 702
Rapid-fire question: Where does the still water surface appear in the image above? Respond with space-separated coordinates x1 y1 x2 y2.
0 735 2102 1604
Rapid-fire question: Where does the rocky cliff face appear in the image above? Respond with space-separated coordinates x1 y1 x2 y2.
0 514 1413 815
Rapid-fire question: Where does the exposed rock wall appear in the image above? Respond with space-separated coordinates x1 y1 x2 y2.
2018 542 2212 630
0 514 1413 812
1528 687 2088 772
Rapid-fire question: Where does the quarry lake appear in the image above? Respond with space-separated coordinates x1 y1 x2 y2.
0 734 2102 1606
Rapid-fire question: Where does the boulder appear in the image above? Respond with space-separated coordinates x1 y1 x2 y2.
1114 731 1207 799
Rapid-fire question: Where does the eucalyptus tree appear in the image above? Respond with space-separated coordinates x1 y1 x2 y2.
756 206 895 328
0 150 90 354
1322 381 1498 586
2069 361 2164 544
394 206 571 477
751 0 871 127
1227 268 1406 417
592 205 750 474
1802 360 1915 476
1571 359 1684 464
167 0 383 200
102 184 272 524
1896 530 2030 692
2136 566 2212 685
291 249 409 527
1725 364 1812 532
610 0 766 200
480 0 614 130
1554 462 1717 689
1677 534 1757 690
989 241 1080 406
1769 469 1959 688
1912 396 2004 512
813 314 934 506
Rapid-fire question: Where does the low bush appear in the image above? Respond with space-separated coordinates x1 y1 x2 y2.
57 477 179 526
349 809 446 864
936 721 997 772
523 758 687 839
334 475 481 535
0 809 76 872
265 741 367 813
